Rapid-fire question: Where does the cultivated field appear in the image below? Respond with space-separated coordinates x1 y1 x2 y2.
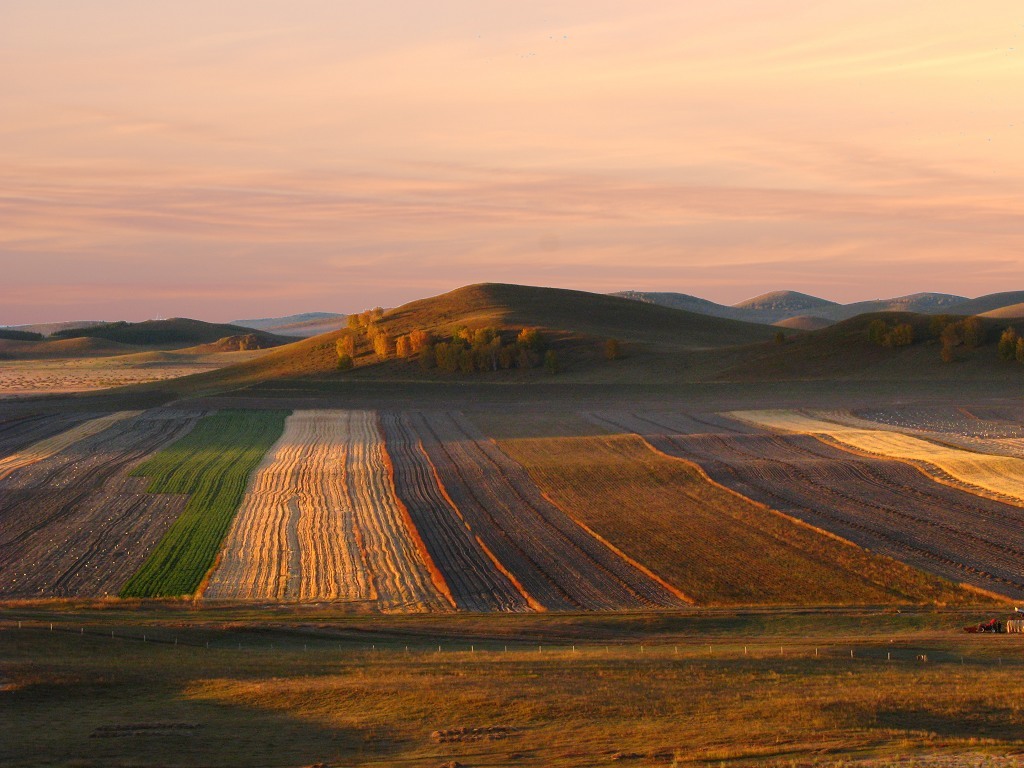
381 411 531 611
120 410 288 598
826 406 1024 460
495 431 968 605
206 410 449 611
0 410 139 481
0 410 99 458
412 410 686 611
592 411 1024 600
0 410 200 597
734 409 1024 506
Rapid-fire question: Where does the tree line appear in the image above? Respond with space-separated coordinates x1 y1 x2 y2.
868 314 1024 365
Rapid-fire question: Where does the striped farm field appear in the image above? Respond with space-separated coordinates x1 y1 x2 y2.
205 410 449 610
120 410 288 598
733 409 1024 506
495 432 966 605
594 410 1019 600
0 410 141 481
0 410 202 597
382 411 531 611
412 411 686 611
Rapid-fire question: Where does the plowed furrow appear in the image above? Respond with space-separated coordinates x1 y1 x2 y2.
596 410 1024 599
0 410 201 597
381 411 529 612
414 411 684 611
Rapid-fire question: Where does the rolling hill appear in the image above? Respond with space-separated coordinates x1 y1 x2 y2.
948 291 1024 317
615 289 984 326
231 312 348 337
710 311 1020 382
141 283 779 395
733 290 840 322
51 318 292 348
981 302 1024 320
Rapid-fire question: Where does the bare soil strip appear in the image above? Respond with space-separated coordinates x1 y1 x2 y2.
0 410 201 597
206 410 448 610
413 410 686 611
0 411 98 459
380 411 530 612
0 411 140 481
733 409 1024 506
592 411 1024 600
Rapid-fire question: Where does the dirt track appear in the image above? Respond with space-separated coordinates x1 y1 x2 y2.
0 410 200 597
593 410 1024 600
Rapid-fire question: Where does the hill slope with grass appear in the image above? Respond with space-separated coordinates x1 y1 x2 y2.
231 312 348 337
51 318 291 348
709 312 1021 382
141 283 778 395
949 292 1024 317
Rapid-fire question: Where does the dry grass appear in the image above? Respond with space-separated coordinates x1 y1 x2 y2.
733 410 1024 506
3 610 1024 767
495 433 970 605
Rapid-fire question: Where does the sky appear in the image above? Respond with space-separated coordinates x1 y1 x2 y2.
2 1 1022 323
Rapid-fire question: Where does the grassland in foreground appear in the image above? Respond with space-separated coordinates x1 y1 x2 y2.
120 410 288 598
1 608 1022 768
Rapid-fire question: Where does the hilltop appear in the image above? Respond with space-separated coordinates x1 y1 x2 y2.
710 311 1022 383
947 291 1024 317
50 318 291 348
613 289 1004 327
231 312 348 337
139 283 778 396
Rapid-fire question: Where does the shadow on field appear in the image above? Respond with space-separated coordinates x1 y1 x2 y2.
873 704 1023 740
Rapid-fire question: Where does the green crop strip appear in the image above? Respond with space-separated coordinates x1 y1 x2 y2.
120 410 288 597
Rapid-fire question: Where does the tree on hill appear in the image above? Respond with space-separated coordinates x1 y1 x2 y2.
336 335 355 359
395 335 411 358
998 328 1020 361
869 320 914 348
373 333 392 358
544 349 559 374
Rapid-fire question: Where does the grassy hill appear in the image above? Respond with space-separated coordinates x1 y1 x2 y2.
231 312 348 337
617 290 971 325
0 336 139 360
733 290 838 321
136 283 778 395
711 312 1022 382
981 302 1024 320
51 318 291 348
950 291 1024 316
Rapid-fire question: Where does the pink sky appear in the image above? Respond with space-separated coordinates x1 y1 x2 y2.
2 1 1022 323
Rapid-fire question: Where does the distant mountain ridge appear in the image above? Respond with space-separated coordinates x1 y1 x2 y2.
231 312 347 337
609 290 1024 327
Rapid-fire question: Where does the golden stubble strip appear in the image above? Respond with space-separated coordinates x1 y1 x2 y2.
0 411 142 482
205 410 449 610
731 409 1024 507
205 410 369 601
